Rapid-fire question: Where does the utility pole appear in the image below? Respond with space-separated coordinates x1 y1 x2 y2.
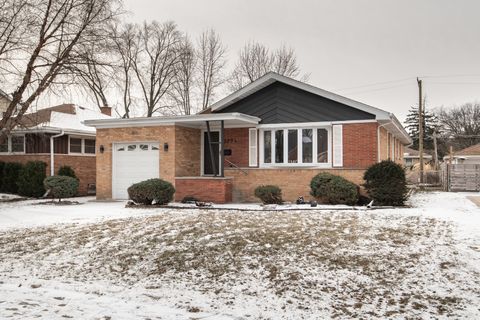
433 132 439 171
417 77 424 185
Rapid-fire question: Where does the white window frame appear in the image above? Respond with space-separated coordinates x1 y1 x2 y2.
259 126 332 168
0 134 25 154
68 136 96 156
248 128 258 167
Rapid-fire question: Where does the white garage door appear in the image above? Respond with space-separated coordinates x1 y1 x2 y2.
113 142 160 199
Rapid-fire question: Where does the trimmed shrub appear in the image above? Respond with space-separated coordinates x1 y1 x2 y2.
0 161 5 192
44 175 79 201
254 185 283 204
2 162 23 194
363 160 408 206
17 161 47 197
127 178 175 205
310 173 359 205
58 165 77 180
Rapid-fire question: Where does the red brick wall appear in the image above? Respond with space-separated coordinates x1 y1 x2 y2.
226 168 366 202
224 128 251 168
175 177 233 203
343 122 378 168
0 154 95 195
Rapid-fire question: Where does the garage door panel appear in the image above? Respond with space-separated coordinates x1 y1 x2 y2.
113 142 160 199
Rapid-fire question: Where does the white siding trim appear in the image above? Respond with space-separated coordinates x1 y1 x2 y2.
332 125 343 167
248 128 258 167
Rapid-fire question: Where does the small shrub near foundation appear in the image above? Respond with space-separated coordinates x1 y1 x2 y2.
44 175 79 201
363 160 408 206
254 185 283 204
128 178 175 205
310 173 359 205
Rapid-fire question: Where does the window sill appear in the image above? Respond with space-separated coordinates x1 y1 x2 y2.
0 152 26 155
68 153 96 157
259 163 332 169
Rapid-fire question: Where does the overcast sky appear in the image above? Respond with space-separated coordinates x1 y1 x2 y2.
122 0 480 121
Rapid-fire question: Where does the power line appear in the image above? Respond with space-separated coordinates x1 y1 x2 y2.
425 81 480 85
342 83 413 95
420 73 480 79
333 77 414 91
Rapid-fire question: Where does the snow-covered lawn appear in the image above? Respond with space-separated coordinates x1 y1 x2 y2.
0 192 479 319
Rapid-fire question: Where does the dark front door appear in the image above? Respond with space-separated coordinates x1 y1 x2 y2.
203 132 219 175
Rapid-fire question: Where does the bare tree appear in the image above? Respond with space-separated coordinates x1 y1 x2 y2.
0 0 30 68
0 0 121 135
197 29 227 110
131 21 181 117
68 41 115 110
170 35 196 115
230 41 305 91
109 22 136 118
437 103 480 150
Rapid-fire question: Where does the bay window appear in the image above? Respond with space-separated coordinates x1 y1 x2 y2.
263 131 272 163
287 129 298 163
274 130 284 163
260 127 330 166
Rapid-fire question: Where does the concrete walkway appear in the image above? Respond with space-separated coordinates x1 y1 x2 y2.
467 196 480 208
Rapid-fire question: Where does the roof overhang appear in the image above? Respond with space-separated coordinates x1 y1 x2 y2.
83 112 261 129
378 115 412 145
12 126 96 137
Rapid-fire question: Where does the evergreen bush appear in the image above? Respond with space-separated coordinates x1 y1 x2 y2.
58 165 77 179
17 161 47 197
310 172 359 205
127 178 175 205
363 160 408 206
44 175 79 201
0 161 5 192
2 162 23 194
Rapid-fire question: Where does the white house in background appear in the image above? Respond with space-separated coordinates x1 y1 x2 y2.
444 143 480 164
403 147 433 167
0 89 12 117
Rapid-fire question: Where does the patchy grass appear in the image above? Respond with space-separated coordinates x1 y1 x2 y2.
0 209 479 319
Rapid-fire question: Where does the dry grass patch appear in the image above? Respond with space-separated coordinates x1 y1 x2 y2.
0 209 478 318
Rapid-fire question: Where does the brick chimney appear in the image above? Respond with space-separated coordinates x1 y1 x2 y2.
100 106 112 116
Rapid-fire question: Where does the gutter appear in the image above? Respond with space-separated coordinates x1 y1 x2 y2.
377 121 392 162
50 130 65 176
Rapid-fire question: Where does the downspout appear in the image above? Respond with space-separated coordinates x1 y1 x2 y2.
377 121 392 162
50 130 65 176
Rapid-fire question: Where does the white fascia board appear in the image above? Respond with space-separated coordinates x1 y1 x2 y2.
256 119 377 129
209 72 392 119
378 116 412 145
12 126 96 137
83 113 261 129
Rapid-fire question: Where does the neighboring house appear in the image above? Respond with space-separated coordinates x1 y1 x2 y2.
0 104 111 194
0 89 10 116
85 72 411 203
403 147 433 167
445 143 480 164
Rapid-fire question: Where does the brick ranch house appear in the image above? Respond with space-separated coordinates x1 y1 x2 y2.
0 104 111 195
85 73 411 203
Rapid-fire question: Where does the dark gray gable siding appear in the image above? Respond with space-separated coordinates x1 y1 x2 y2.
216 82 375 123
